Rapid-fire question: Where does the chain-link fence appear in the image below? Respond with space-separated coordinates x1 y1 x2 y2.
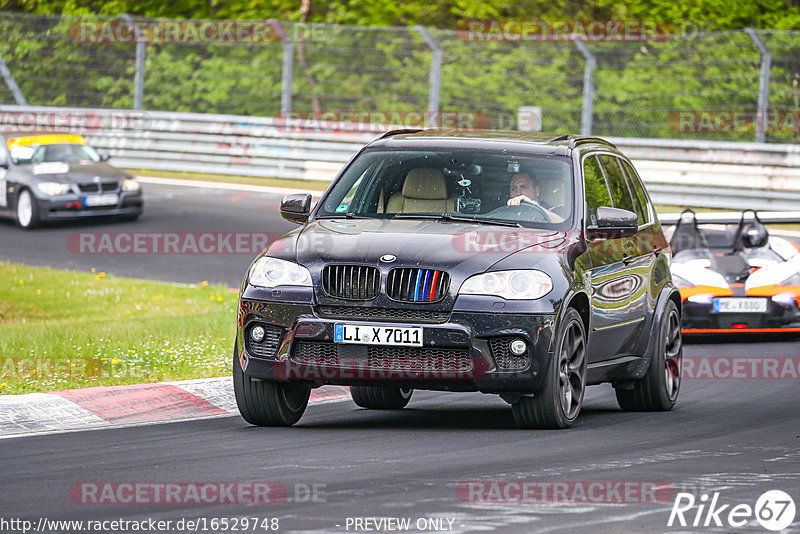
1 12 798 143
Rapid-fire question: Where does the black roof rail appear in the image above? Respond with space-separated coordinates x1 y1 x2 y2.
568 136 617 149
378 128 424 139
547 134 570 143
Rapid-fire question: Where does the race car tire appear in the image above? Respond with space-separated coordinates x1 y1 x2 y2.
16 188 40 229
616 300 682 411
233 344 310 426
512 307 587 429
350 386 413 409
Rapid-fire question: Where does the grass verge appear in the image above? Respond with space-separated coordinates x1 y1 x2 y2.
0 262 235 395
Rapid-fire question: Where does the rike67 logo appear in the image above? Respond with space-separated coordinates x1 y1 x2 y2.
668 490 796 531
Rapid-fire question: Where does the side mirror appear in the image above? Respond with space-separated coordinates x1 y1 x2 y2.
588 207 638 239
100 153 112 162
280 193 312 224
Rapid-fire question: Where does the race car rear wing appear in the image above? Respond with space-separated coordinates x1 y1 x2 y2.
658 210 800 226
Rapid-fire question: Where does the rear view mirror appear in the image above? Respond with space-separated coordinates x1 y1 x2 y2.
280 193 312 224
588 207 638 238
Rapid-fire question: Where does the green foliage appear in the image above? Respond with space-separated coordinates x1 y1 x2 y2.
0 3 798 142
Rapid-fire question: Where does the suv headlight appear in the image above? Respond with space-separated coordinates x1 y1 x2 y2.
249 257 312 288
35 182 72 196
459 270 553 300
122 178 140 191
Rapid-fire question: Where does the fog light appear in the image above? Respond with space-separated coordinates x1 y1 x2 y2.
250 325 266 343
509 339 527 355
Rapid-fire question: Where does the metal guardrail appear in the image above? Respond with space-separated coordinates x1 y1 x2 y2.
1 105 799 210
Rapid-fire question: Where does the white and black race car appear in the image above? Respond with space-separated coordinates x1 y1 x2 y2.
662 209 800 334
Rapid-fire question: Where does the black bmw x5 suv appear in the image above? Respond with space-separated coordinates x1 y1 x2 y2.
234 130 682 429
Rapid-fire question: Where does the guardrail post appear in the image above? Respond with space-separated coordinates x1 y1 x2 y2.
745 28 771 144
120 14 145 110
268 20 294 116
573 38 595 136
414 26 442 127
0 52 27 105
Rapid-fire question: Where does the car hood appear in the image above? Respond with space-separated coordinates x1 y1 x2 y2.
291 218 566 275
21 162 128 182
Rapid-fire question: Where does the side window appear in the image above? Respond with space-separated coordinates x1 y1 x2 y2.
597 155 635 214
582 155 612 226
619 159 652 225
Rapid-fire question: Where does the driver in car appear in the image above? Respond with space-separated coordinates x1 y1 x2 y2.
507 172 564 222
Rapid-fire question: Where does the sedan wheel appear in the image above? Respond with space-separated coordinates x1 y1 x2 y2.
16 189 40 229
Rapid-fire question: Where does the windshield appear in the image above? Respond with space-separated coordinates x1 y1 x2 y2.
10 143 101 165
317 149 574 228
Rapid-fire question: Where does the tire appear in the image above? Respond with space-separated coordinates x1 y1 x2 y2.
512 308 587 429
616 300 682 411
232 345 310 426
350 386 413 409
15 188 40 229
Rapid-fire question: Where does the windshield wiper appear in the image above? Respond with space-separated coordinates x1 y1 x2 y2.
439 213 523 227
316 213 373 219
393 213 522 227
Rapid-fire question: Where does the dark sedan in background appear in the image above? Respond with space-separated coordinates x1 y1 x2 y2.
0 131 143 228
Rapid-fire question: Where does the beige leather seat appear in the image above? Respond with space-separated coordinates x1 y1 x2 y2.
539 177 566 210
386 168 454 213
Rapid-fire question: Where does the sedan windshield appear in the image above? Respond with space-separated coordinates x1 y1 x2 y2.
317 149 573 228
10 143 101 165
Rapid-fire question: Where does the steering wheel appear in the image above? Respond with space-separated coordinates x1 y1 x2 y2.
486 200 550 223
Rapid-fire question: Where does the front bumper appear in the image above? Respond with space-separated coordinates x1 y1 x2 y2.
35 190 143 220
682 296 800 333
237 291 557 394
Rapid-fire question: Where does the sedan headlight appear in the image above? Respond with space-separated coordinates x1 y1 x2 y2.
459 270 553 300
35 182 72 196
249 257 312 288
122 178 140 192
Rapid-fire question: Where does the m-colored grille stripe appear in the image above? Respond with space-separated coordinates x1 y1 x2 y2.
428 270 440 301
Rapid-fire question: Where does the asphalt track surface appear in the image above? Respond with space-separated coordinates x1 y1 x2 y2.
0 182 297 287
1 182 799 533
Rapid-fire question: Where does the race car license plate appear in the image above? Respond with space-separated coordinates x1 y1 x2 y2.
334 324 422 347
84 194 118 207
713 297 768 313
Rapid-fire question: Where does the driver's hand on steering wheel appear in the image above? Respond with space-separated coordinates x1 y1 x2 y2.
508 194 539 207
